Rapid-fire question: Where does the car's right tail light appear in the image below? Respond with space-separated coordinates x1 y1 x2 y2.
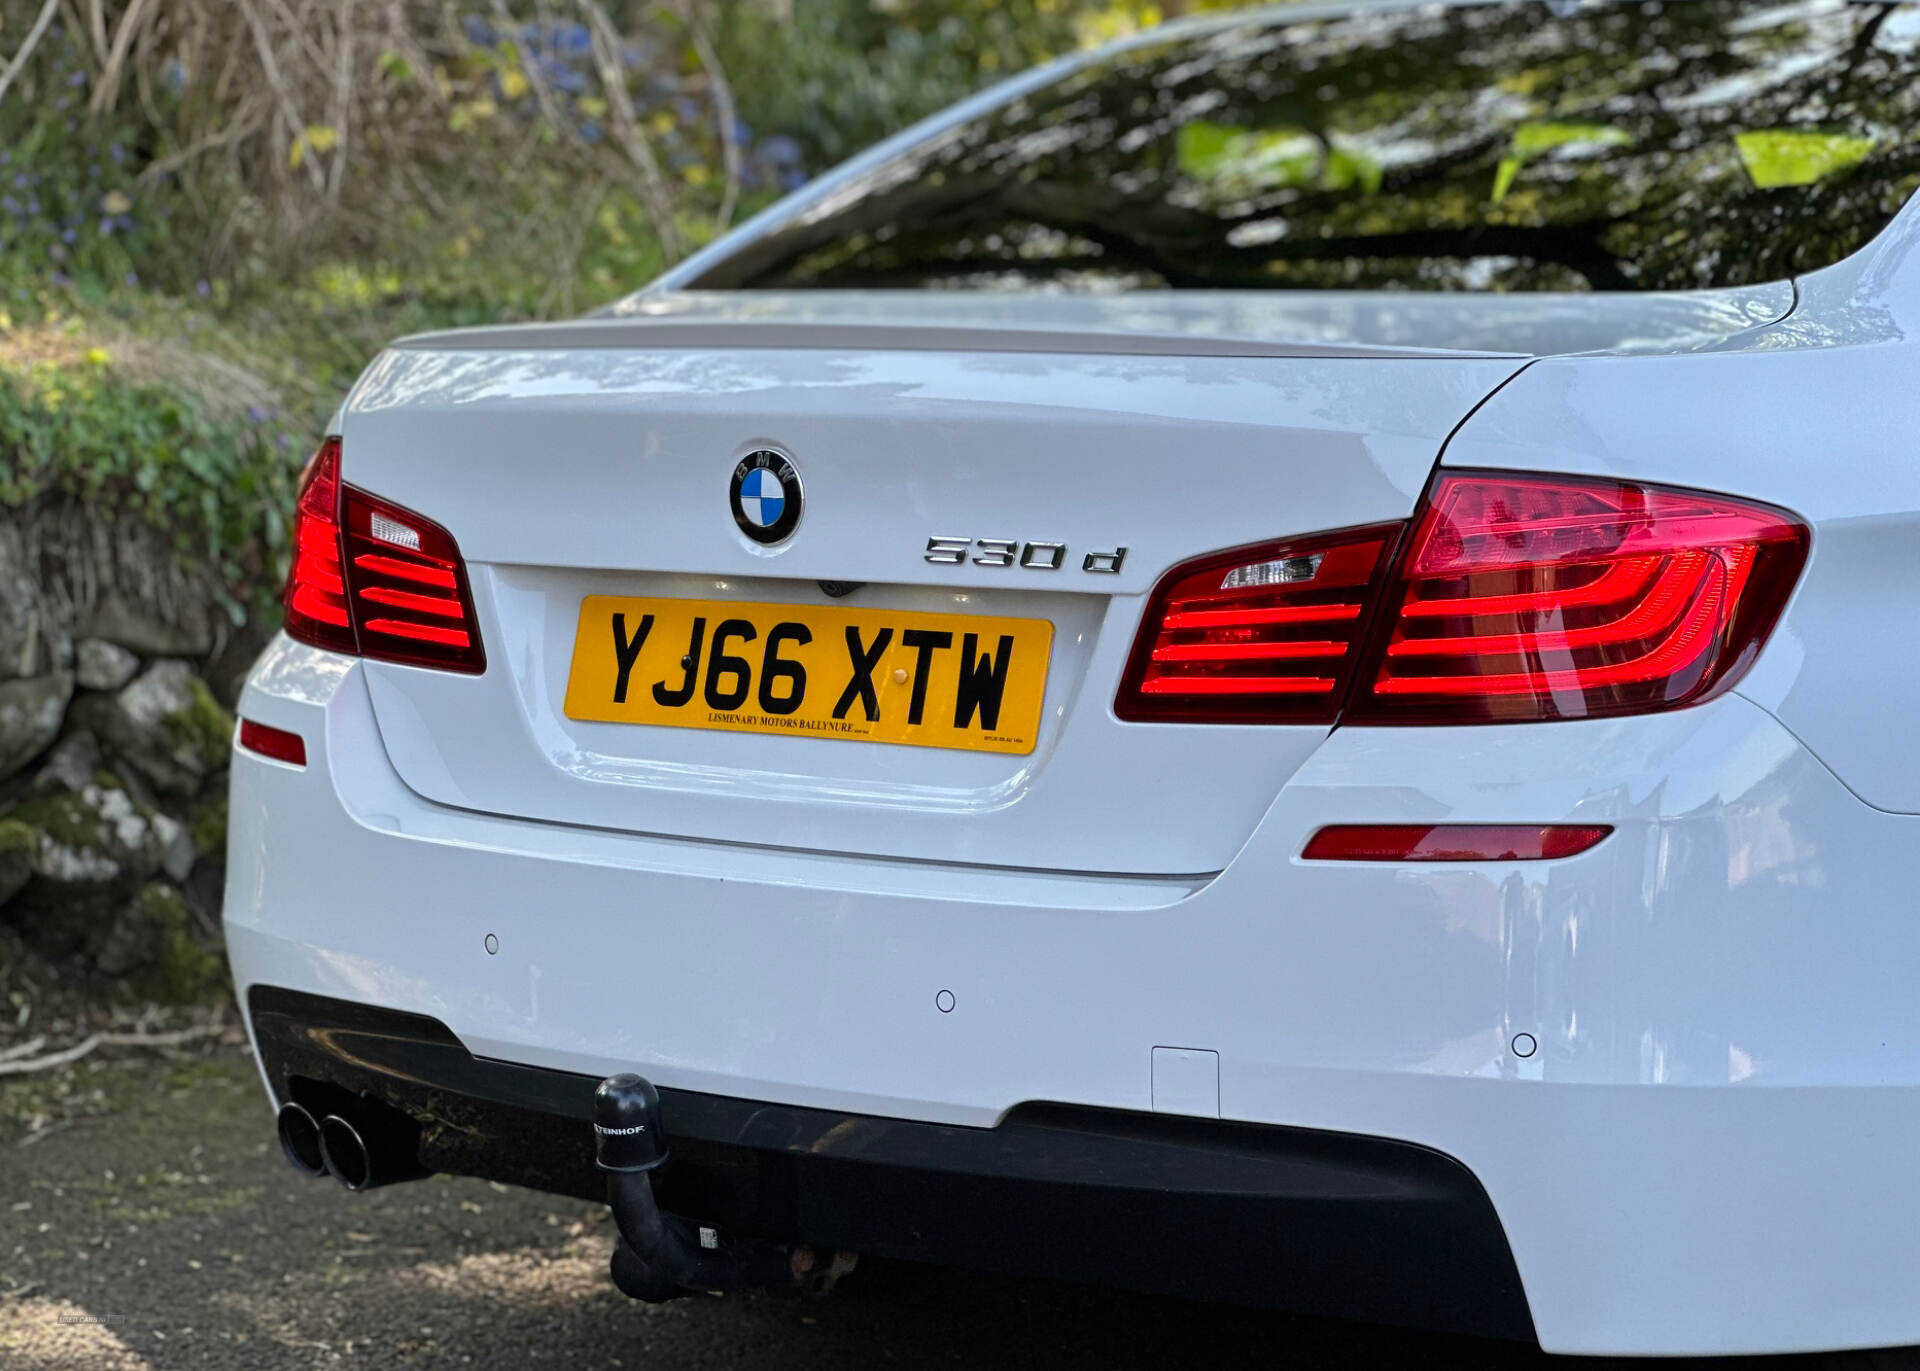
283 437 486 674
1118 471 1808 728
1113 526 1400 723
1355 472 1807 723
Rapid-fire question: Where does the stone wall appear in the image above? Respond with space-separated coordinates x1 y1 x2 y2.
0 502 269 1000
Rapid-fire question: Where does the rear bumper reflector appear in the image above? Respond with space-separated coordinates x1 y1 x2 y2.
1301 824 1612 861
239 719 308 767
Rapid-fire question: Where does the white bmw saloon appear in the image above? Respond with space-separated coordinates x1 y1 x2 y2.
229 0 1920 1357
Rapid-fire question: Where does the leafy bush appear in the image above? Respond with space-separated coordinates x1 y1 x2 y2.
717 0 1078 173
718 1 1261 175
0 24 166 301
0 358 302 619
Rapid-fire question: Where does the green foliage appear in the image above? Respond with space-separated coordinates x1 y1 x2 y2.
161 675 235 766
1735 130 1878 190
1177 120 1382 198
718 0 1269 174
0 361 301 618
190 796 228 862
718 0 1081 172
1491 122 1633 202
129 883 226 1005
0 28 169 301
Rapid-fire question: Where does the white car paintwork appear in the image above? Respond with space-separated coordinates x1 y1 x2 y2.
425 281 1796 359
230 633 1920 1358
339 346 1517 873
228 1 1920 1355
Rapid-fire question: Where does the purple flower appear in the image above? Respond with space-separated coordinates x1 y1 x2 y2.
65 71 87 87
760 135 803 168
580 120 602 143
1 197 17 216
247 405 268 424
780 169 809 191
51 271 70 285
124 271 138 287
109 145 126 164
60 228 75 244
543 57 585 94
462 15 495 46
196 279 211 298
99 217 114 235
278 434 293 449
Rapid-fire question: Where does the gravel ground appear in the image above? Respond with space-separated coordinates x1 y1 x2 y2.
0 1041 1908 1371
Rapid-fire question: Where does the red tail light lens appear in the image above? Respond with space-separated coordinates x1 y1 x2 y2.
341 484 486 672
1357 472 1806 722
284 438 357 655
1302 824 1613 861
283 439 486 674
1115 527 1398 723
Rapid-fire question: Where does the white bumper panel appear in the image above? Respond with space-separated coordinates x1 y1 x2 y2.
226 635 1920 1356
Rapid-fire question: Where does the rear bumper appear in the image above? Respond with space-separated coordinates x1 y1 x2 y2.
228 635 1920 1356
248 985 1533 1341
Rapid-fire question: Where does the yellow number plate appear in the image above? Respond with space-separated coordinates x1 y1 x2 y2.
563 595 1054 755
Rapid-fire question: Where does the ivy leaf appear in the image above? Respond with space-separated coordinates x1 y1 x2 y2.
1490 122 1632 202
376 50 414 84
288 125 339 169
1735 130 1876 189
1177 119 1381 197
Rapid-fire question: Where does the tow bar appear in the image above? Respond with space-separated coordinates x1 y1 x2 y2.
593 1072 855 1303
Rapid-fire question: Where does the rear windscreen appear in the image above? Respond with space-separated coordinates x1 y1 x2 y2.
693 0 1920 293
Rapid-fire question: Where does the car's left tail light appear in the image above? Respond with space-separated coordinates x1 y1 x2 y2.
283 437 486 674
1355 472 1806 723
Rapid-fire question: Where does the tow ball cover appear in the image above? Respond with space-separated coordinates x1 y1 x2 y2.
593 1073 669 1172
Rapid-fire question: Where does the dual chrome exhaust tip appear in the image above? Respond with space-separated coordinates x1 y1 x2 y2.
276 1098 426 1191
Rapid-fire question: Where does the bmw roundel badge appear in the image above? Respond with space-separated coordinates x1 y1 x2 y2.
730 450 803 545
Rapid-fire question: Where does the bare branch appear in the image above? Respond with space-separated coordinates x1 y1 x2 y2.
577 0 683 260
235 0 328 192
0 0 62 110
0 1037 48 1064
493 0 578 145
325 4 356 202
0 1023 227 1079
83 0 108 66
88 0 157 117
672 0 742 231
